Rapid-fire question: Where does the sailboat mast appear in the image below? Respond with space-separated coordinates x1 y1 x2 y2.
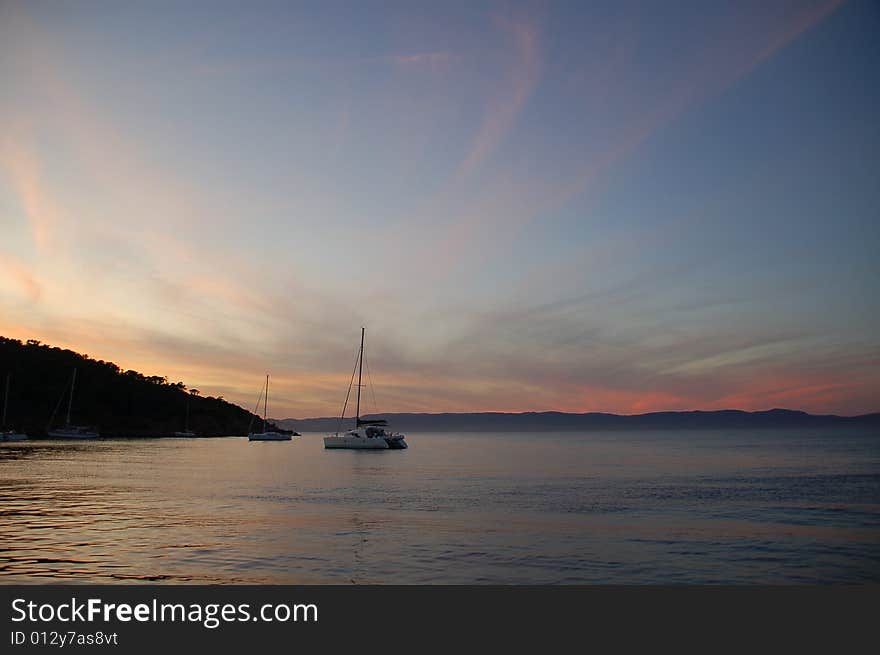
263 374 268 433
355 327 364 426
2 372 9 428
67 368 76 427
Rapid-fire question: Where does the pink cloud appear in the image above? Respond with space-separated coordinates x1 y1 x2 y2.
0 254 42 302
454 12 542 181
0 130 58 253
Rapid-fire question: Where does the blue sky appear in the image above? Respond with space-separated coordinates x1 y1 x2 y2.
0 0 877 416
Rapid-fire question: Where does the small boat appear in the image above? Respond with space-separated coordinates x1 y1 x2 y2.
1 373 28 442
47 368 99 439
174 399 197 437
47 426 100 439
324 328 408 450
248 374 291 441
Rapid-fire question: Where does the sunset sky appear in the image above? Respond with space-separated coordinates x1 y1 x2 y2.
1 0 878 418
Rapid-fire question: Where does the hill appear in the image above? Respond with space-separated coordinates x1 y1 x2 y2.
0 336 282 437
276 409 880 433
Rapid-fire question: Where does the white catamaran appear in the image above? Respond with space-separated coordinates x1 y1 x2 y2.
1 373 28 442
248 374 291 441
47 368 99 439
324 327 408 450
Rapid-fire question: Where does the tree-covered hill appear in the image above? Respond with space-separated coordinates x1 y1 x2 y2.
0 336 281 437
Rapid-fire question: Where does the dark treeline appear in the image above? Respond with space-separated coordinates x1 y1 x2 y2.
0 336 282 437
278 409 880 433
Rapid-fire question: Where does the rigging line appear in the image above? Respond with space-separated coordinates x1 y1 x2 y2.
336 344 361 435
47 372 72 431
248 378 265 434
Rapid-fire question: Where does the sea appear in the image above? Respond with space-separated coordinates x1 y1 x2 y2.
1 429 878 584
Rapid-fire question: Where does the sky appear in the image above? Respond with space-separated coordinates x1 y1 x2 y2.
0 0 878 418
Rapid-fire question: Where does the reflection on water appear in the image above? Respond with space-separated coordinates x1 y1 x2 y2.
1 430 878 583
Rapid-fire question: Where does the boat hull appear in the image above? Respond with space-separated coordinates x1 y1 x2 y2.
47 427 99 439
174 431 198 437
324 434 389 449
248 432 292 441
0 431 28 442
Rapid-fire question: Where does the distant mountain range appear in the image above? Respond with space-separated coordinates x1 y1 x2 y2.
275 409 880 433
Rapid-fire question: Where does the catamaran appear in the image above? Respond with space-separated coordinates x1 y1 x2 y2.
47 368 99 439
248 374 291 441
324 328 408 450
1 373 28 442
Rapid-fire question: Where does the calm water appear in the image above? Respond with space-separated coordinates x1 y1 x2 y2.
1 430 878 584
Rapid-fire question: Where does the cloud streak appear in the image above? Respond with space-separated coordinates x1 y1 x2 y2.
454 11 542 182
0 253 42 302
0 128 59 254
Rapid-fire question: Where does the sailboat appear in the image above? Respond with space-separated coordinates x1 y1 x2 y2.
174 399 197 437
248 374 291 441
47 368 99 439
324 327 408 450
1 373 28 442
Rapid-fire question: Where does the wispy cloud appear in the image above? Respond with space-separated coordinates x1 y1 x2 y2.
552 0 847 210
0 253 42 302
0 128 60 253
454 12 542 181
195 50 462 77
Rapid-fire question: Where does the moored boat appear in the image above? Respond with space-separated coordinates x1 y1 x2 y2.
174 399 198 437
1 373 28 441
47 368 99 439
323 328 408 450
47 426 100 439
248 374 292 441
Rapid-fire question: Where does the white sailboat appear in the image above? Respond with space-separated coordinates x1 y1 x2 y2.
248 374 291 441
1 373 28 442
324 327 408 450
47 368 99 439
174 399 197 437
